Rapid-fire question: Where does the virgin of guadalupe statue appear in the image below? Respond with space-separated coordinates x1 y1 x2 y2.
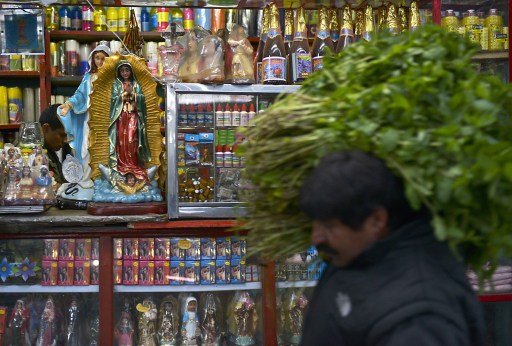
199 293 221 346
36 297 58 346
228 291 258 346
283 289 308 345
88 53 163 203
57 45 111 201
157 295 179 345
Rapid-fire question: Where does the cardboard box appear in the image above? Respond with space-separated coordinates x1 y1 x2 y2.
42 239 58 261
139 238 155 261
154 238 170 260
123 260 139 285
74 260 90 286
58 239 76 261
41 260 57 286
139 261 154 285
58 261 74 286
154 260 170 285
75 238 91 261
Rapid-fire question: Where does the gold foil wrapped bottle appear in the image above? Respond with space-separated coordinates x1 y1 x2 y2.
398 4 408 33
284 9 294 56
377 2 387 31
329 8 341 47
362 4 375 41
262 3 287 85
355 10 364 41
408 0 421 31
289 6 311 84
337 4 354 52
387 3 399 34
255 5 269 84
311 6 334 72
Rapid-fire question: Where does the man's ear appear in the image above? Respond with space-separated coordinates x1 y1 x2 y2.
41 123 50 134
369 208 389 239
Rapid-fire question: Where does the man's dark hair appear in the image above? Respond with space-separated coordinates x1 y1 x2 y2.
39 104 63 130
299 150 428 231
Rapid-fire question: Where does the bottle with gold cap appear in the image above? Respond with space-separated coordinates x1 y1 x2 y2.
93 7 106 31
255 5 270 84
311 6 334 72
354 9 364 41
284 9 294 56
408 0 422 31
336 4 353 52
387 3 400 35
289 6 311 84
362 4 374 41
329 8 341 47
397 3 408 33
262 3 287 85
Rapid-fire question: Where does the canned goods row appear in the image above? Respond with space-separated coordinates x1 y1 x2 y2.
0 55 39 72
441 9 509 51
45 6 261 37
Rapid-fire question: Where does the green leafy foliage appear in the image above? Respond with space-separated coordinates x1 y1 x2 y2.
239 26 512 274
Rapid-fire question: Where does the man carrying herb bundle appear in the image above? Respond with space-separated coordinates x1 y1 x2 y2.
298 150 484 345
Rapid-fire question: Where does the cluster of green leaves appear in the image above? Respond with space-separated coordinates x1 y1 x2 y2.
239 25 512 273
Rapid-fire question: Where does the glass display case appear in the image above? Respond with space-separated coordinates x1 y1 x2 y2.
165 83 299 219
0 238 100 345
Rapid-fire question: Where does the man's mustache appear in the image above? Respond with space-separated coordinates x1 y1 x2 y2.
316 243 338 256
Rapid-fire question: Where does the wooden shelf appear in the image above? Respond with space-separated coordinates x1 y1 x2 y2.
0 123 21 131
479 293 512 303
50 30 165 42
473 50 509 61
0 71 40 79
51 76 84 86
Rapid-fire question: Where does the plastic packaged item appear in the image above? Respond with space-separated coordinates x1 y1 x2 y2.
226 24 255 84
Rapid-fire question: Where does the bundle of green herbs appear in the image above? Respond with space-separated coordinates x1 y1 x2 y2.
239 25 512 275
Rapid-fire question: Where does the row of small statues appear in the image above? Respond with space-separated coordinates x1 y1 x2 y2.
1 289 308 346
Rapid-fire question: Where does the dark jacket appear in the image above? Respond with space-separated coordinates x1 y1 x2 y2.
300 219 485 346
44 143 74 184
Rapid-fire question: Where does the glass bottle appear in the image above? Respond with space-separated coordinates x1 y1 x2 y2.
362 4 375 41
45 5 59 31
254 4 270 84
262 3 287 85
288 6 311 84
94 7 106 32
337 4 354 52
311 6 334 73
59 6 71 31
329 8 340 48
284 9 294 55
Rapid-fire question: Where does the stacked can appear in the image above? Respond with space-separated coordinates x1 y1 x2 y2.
462 10 482 47
486 9 503 51
441 10 458 33
157 7 169 31
183 8 194 32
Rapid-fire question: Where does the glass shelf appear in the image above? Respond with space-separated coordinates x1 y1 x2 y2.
0 285 99 293
114 281 261 292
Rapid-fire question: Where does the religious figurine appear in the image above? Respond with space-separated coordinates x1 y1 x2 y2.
89 54 163 204
65 297 82 346
136 297 158 346
180 296 200 346
197 34 224 84
57 45 111 202
157 295 179 345
283 289 308 345
36 297 57 346
19 165 34 199
6 299 30 346
228 291 258 346
159 22 185 82
114 314 134 346
226 24 255 84
178 28 206 83
89 315 99 346
199 293 221 346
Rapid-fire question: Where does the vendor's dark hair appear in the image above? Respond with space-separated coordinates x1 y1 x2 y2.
39 104 63 130
299 150 428 231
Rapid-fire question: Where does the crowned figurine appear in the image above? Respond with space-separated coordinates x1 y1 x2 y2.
199 293 221 346
158 295 179 345
228 291 258 346
136 297 158 346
